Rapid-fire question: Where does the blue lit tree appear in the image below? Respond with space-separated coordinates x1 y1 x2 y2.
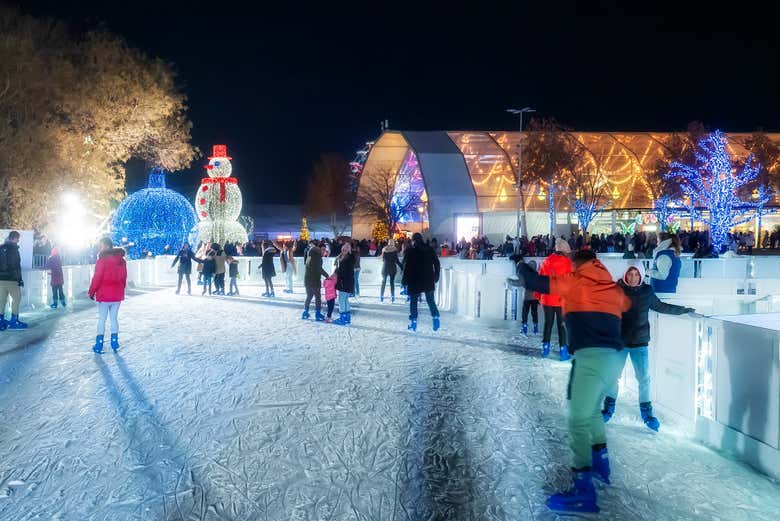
666 130 761 253
562 142 611 233
741 131 780 245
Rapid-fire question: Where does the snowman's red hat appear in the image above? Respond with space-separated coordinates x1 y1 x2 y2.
208 144 232 160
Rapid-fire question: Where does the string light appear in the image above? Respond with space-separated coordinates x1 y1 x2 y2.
195 145 248 245
666 130 764 252
111 168 197 259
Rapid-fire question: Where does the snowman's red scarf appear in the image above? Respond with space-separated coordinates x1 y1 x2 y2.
201 177 238 202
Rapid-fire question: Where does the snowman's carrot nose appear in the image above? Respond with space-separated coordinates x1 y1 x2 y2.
205 165 213 170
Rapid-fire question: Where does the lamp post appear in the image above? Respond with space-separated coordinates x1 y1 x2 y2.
507 107 535 238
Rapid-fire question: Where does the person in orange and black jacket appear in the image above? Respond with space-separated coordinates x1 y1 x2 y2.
538 238 573 360
515 249 631 514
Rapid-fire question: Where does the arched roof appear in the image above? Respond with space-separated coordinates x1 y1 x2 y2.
358 130 780 218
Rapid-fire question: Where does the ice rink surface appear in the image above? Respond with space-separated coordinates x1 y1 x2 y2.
1 286 779 520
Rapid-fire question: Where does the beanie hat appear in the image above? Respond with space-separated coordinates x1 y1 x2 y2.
555 238 571 254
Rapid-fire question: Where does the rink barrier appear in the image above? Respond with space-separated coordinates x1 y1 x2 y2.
646 312 780 480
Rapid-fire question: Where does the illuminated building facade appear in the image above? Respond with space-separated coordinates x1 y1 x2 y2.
353 130 780 242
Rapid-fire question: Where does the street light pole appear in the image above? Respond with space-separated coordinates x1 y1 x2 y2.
507 107 535 239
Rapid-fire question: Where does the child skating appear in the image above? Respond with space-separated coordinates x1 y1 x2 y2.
88 237 127 354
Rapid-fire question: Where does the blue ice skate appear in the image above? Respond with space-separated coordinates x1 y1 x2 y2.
541 342 551 358
408 318 417 332
7 315 27 329
640 402 660 431
602 396 616 423
546 470 599 514
592 445 611 484
315 311 326 322
92 335 105 354
559 345 571 361
301 310 310 320
432 316 440 332
110 334 119 352
521 322 528 335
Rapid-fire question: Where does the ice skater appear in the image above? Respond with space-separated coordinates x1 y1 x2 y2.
226 256 240 295
516 249 630 513
213 244 227 295
201 247 216 295
508 256 539 335
88 237 127 353
323 273 337 323
402 233 441 332
601 264 694 431
171 242 200 295
302 241 328 320
46 247 66 308
333 243 356 325
260 241 277 297
539 238 573 359
0 231 27 330
380 238 403 303
279 241 296 294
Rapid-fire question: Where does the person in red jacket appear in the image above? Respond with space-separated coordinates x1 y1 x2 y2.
88 237 127 354
538 238 573 360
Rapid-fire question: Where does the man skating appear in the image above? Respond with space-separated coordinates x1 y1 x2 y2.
402 233 441 332
0 231 28 330
517 249 630 513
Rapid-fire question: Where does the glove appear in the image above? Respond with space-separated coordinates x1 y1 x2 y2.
18 280 24 287
89 293 95 301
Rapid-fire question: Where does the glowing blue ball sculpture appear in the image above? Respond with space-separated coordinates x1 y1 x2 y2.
111 168 197 259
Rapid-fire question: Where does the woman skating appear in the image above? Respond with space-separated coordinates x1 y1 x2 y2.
601 264 694 431
538 238 573 359
380 238 403 303
333 243 356 325
302 242 329 320
46 247 65 308
88 237 127 354
171 242 200 295
260 242 278 297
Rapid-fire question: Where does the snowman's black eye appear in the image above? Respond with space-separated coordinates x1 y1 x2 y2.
214 161 221 166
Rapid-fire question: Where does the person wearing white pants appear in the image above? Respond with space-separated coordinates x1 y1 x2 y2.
97 302 121 337
88 237 128 354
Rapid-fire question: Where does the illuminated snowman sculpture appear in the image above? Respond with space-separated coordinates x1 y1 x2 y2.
194 144 248 246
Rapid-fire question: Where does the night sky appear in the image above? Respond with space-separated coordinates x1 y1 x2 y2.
20 1 780 206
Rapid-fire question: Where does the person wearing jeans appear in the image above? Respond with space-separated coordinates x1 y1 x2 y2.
402 233 441 332
517 250 631 514
602 264 693 431
88 237 127 353
46 247 66 308
333 243 356 325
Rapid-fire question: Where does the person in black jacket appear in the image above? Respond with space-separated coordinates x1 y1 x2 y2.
171 242 201 295
402 233 441 332
380 239 403 303
259 242 278 297
601 263 694 432
333 243 356 325
200 248 216 296
0 231 27 330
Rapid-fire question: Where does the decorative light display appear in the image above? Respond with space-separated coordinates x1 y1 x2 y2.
300 217 311 241
537 186 546 201
653 194 676 232
573 196 608 233
371 220 389 242
194 144 248 246
751 183 776 239
111 168 197 259
666 130 763 252
391 150 428 224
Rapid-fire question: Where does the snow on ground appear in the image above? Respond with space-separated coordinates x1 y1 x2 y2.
1 284 779 520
